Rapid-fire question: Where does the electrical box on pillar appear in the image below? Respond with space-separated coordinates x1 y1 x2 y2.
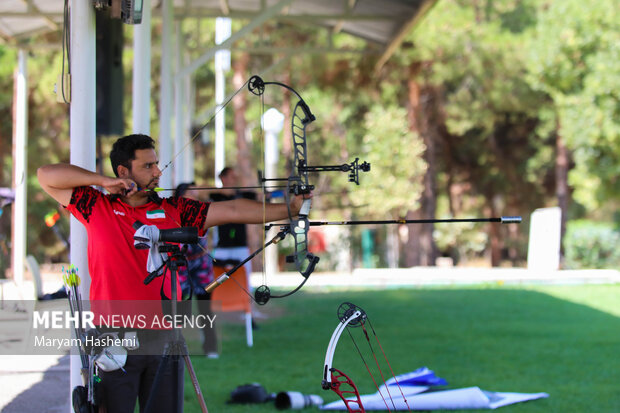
96 10 124 136
93 0 143 25
120 0 143 24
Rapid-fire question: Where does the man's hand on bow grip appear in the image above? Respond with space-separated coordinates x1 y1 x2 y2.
290 191 313 217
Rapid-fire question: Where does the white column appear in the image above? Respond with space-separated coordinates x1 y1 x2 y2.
183 51 195 183
262 108 284 276
132 0 152 134
214 17 231 186
11 49 28 286
173 21 187 187
70 0 97 408
158 0 173 193
69 0 96 305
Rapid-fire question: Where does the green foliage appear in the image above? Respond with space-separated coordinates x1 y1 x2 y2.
525 0 620 209
355 105 427 218
390 0 552 263
563 220 620 269
404 0 550 207
0 46 17 110
0 45 17 276
433 220 488 264
0 45 17 183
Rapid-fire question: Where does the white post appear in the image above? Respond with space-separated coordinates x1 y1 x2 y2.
132 0 152 134
158 0 173 194
70 0 96 408
527 207 562 271
262 108 284 276
183 50 194 183
11 49 28 286
173 21 186 186
214 17 231 186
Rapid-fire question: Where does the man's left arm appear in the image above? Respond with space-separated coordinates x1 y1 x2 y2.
203 195 308 231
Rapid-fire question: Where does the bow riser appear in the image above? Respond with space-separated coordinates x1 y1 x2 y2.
328 368 366 413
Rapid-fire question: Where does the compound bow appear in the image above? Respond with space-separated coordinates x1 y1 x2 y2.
200 75 370 305
322 302 413 413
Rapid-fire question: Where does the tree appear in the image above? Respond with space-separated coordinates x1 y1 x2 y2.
526 0 620 226
395 0 549 265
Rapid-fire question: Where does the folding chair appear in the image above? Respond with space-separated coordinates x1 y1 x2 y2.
211 265 253 347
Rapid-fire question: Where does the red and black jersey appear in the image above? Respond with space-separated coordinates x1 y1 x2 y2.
67 186 209 301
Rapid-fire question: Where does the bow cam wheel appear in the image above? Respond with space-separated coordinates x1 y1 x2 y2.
254 285 271 305
248 75 265 96
337 302 366 327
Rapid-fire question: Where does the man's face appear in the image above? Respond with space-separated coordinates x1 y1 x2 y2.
128 148 161 190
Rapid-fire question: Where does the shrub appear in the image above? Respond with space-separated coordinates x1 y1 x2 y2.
564 220 620 269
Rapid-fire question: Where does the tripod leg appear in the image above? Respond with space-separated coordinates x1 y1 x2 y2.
183 354 209 413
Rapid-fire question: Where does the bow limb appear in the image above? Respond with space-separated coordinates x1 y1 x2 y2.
253 82 320 305
322 309 364 386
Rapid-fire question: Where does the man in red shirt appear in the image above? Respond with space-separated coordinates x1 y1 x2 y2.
37 134 308 413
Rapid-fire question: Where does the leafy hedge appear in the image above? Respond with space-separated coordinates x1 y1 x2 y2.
564 220 620 269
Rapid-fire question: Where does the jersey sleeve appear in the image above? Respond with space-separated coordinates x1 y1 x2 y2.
178 197 210 235
241 191 257 201
66 186 103 224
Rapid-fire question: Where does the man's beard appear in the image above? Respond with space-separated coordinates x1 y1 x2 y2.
139 178 159 191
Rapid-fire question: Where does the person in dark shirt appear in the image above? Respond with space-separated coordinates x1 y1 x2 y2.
175 182 218 358
210 167 257 278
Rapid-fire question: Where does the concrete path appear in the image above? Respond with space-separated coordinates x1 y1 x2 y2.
0 355 70 413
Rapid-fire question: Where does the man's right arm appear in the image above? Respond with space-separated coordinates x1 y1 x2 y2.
37 163 136 206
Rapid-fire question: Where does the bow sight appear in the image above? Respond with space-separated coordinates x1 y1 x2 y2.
300 158 371 185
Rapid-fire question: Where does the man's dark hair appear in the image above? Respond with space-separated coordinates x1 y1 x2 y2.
174 182 195 198
219 166 233 180
110 134 156 177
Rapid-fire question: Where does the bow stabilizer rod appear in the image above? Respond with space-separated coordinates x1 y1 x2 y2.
266 216 522 230
309 216 522 226
204 228 289 295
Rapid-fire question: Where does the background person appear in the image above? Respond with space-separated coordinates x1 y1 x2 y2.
210 166 257 280
174 182 218 358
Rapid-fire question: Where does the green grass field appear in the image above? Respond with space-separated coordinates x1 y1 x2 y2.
183 284 620 412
